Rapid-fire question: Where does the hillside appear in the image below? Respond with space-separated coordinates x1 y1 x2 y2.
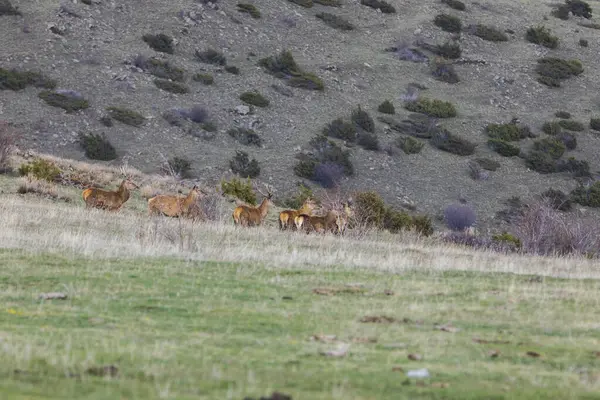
2 0 600 230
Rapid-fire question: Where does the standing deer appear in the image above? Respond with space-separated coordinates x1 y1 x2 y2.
278 197 317 230
82 178 139 211
147 185 207 219
294 210 339 234
335 201 354 235
232 185 274 227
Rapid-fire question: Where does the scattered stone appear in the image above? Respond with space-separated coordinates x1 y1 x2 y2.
39 292 68 300
235 105 250 115
406 368 430 378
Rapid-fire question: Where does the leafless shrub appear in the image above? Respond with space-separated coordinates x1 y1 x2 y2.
0 121 17 171
467 160 489 180
399 86 419 103
443 203 477 231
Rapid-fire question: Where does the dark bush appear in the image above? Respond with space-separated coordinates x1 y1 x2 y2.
142 33 174 54
323 118 356 141
590 118 600 131
542 121 562 135
225 65 240 75
354 191 387 227
79 133 117 161
186 105 209 123
533 137 566 159
38 90 89 113
313 162 344 188
412 215 434 236
240 91 269 107
294 136 353 185
536 58 583 88
221 177 256 205
351 106 375 132
430 130 475 155
106 106 145 127
404 98 457 118
378 100 395 114
468 24 509 42
434 41 462 59
525 26 559 49
396 136 424 154
134 56 185 82
0 68 56 91
18 158 61 182
434 14 462 33
525 151 557 174
357 132 380 151
383 208 413 233
237 3 261 18
556 157 590 177
228 127 263 147
294 160 317 180
289 0 313 7
100 115 113 127
555 111 571 119
0 0 21 15
153 79 189 94
431 58 460 84
540 188 572 211
360 0 396 13
579 38 589 47
467 160 489 180
485 123 528 141
557 131 577 150
571 182 600 208
258 50 324 91
443 203 476 231
193 73 214 85
558 119 584 131
314 0 341 5
230 150 260 178
552 4 570 20
387 42 429 63
567 0 592 19
162 109 187 127
316 12 354 31
475 157 500 171
441 0 466 11
488 139 520 157
163 157 192 178
195 48 226 66
309 135 353 175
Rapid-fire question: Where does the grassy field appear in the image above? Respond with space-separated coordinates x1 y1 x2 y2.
1 190 600 399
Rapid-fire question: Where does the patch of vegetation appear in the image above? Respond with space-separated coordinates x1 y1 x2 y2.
556 157 590 177
441 0 466 11
142 33 174 54
525 151 557 174
195 48 227 66
165 157 192 178
225 65 240 75
288 0 313 7
79 133 117 161
488 139 521 157
404 98 457 118
434 41 462 59
533 137 566 159
555 111 571 119
431 130 476 156
590 118 600 131
552 4 570 20
100 115 113 127
0 68 56 91
193 73 214 85
536 58 583 88
557 131 577 150
351 106 375 133
378 100 395 114
434 14 462 33
579 38 589 47
492 232 522 249
558 119 584 131
360 0 396 13
525 26 559 49
281 183 314 210
237 3 261 18
294 135 353 187
258 50 324 91
568 0 593 19
357 132 380 151
316 12 354 31
154 79 190 94
221 176 256 205
485 123 528 141
38 90 89 113
230 150 260 179
542 121 562 135
0 0 21 16
323 118 356 142
315 0 341 4
431 58 460 84
541 188 572 211
468 24 509 42
396 136 424 154
106 106 145 127
18 158 61 182
227 127 263 147
578 22 600 29
571 181 600 208
135 57 185 82
240 91 269 107
475 157 501 171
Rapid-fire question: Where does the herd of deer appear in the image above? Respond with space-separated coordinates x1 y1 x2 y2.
80 178 354 234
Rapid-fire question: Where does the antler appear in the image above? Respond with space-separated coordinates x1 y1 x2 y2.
254 182 274 199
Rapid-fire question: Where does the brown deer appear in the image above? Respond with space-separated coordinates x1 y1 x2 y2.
335 201 354 235
147 185 207 219
82 178 139 211
232 185 274 227
278 197 317 230
294 210 339 234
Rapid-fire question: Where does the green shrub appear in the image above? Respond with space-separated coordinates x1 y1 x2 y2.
357 132 380 151
411 215 434 236
552 4 570 19
431 130 475 156
354 191 387 227
166 157 192 178
378 100 395 114
193 73 214 85
282 183 314 210
525 151 557 174
434 14 462 33
135 57 185 82
316 12 354 31
533 137 566 159
258 50 324 91
579 38 589 47
542 121 562 135
567 0 592 19
485 123 528 141
79 133 117 161
556 157 590 177
295 136 354 185
18 158 61 182
404 98 457 118
488 139 520 157
0 0 21 15
590 118 600 131
106 106 145 127
571 181 600 208
237 3 261 18
434 41 462 59
431 58 460 84
0 68 56 91
230 150 260 178
555 111 571 119
360 0 396 13
240 91 269 107
323 118 356 141
38 91 89 113
288 0 313 7
383 208 413 233
475 157 501 171
153 79 189 94
558 119 584 131
195 48 226 66
294 160 317 180
557 131 577 150
525 26 559 49
314 0 341 5
441 0 466 11
469 24 509 42
225 65 240 75
492 232 522 248
351 106 375 132
142 33 174 54
396 136 424 154
540 188 572 211
221 177 256 205
100 116 113 127
228 127 262 147
309 135 354 175
536 58 583 88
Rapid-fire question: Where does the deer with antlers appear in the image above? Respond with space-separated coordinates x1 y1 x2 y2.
148 185 207 220
232 184 274 227
82 177 139 211
278 197 318 231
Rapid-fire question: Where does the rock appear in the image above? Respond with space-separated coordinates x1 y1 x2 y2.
406 368 430 378
39 292 68 300
235 105 250 115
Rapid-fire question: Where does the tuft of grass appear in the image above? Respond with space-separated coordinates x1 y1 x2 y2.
533 137 566 159
378 100 395 115
258 50 324 91
434 14 462 33
441 0 466 11
0 68 56 91
434 41 462 59
79 133 117 161
135 57 185 82
536 57 583 88
485 123 528 141
590 117 600 131
237 3 261 18
488 139 521 157
323 118 357 142
542 121 562 135
475 157 500 171
351 106 375 133
225 65 240 75
195 48 227 66
558 119 584 132
555 111 571 119
192 73 214 85
142 33 174 54
360 0 396 13
430 58 460 84
153 79 190 94
404 97 457 118
240 91 270 107
106 106 145 127
38 90 89 113
526 26 559 49
316 12 354 31
579 38 589 47
430 130 476 155
396 136 424 154
228 127 263 147
468 24 509 42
